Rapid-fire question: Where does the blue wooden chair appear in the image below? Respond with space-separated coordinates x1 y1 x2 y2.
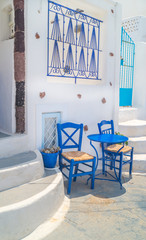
98 120 134 179
57 122 96 194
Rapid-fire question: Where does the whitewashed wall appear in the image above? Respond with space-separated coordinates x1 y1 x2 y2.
133 42 146 119
122 16 146 43
0 0 15 134
25 0 122 157
115 0 146 19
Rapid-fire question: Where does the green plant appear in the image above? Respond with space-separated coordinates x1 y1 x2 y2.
41 146 60 154
115 132 128 146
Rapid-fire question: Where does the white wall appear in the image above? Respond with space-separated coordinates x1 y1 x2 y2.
115 0 146 19
133 42 146 119
25 0 122 157
114 0 146 119
0 0 15 134
122 16 146 43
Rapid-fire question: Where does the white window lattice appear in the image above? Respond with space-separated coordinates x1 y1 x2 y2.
122 17 140 34
44 117 57 148
42 112 61 149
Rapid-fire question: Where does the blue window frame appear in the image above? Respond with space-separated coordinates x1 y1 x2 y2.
47 1 103 83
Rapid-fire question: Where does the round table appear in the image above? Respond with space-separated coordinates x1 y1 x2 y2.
87 134 129 188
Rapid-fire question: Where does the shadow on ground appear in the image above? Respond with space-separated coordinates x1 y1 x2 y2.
64 172 132 199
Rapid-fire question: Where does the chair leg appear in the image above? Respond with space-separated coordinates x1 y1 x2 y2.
129 147 134 176
91 157 96 189
67 160 74 195
73 163 79 182
110 160 113 170
119 152 123 189
59 155 62 172
110 154 114 170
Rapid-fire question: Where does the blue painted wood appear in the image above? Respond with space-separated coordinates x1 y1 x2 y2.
98 120 114 135
120 27 135 106
119 88 132 106
90 120 134 187
57 122 96 194
47 0 103 81
88 134 128 144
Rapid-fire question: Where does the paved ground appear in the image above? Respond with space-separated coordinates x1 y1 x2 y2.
48 173 146 240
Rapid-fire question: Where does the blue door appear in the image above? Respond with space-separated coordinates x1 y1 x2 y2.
119 27 135 106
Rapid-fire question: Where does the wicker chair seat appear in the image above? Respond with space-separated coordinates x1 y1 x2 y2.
61 151 94 161
106 144 132 153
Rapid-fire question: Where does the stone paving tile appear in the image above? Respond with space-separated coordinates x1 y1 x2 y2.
47 174 146 240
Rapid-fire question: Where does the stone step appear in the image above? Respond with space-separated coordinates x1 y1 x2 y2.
119 119 146 137
0 169 64 240
22 196 70 240
129 136 146 154
119 107 138 123
0 150 44 191
0 134 30 158
123 154 146 173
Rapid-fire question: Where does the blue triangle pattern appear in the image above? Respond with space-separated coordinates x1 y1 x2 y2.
90 26 97 49
51 40 61 68
65 19 75 44
89 50 96 72
65 44 74 70
78 47 86 71
78 23 86 47
51 13 61 41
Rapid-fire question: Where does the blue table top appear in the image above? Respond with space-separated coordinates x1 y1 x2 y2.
87 134 128 144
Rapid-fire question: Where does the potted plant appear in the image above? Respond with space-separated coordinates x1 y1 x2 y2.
41 146 60 168
115 132 128 145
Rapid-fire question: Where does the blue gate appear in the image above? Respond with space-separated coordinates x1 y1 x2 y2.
119 27 135 106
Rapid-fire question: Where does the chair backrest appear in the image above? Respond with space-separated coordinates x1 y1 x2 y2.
57 122 83 152
98 120 114 135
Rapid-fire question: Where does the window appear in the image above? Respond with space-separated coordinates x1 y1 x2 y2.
47 1 102 82
42 112 61 149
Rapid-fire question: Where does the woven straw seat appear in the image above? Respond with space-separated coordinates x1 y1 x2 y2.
61 151 94 161
106 144 132 153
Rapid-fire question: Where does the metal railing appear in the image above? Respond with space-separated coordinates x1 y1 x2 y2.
119 27 135 106
47 1 103 82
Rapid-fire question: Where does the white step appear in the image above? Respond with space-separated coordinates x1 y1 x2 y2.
23 196 70 240
123 154 146 173
119 119 146 137
129 136 146 154
0 134 31 158
0 169 64 240
0 150 44 191
119 107 138 123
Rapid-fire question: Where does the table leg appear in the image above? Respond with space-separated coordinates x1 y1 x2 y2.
90 140 99 170
86 140 99 184
101 143 105 175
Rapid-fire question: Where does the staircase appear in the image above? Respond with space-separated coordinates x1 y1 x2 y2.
0 141 66 240
118 107 146 173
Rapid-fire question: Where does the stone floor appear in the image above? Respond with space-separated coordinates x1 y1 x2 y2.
47 173 146 240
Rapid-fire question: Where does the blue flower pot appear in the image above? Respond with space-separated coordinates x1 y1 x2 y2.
41 152 58 168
